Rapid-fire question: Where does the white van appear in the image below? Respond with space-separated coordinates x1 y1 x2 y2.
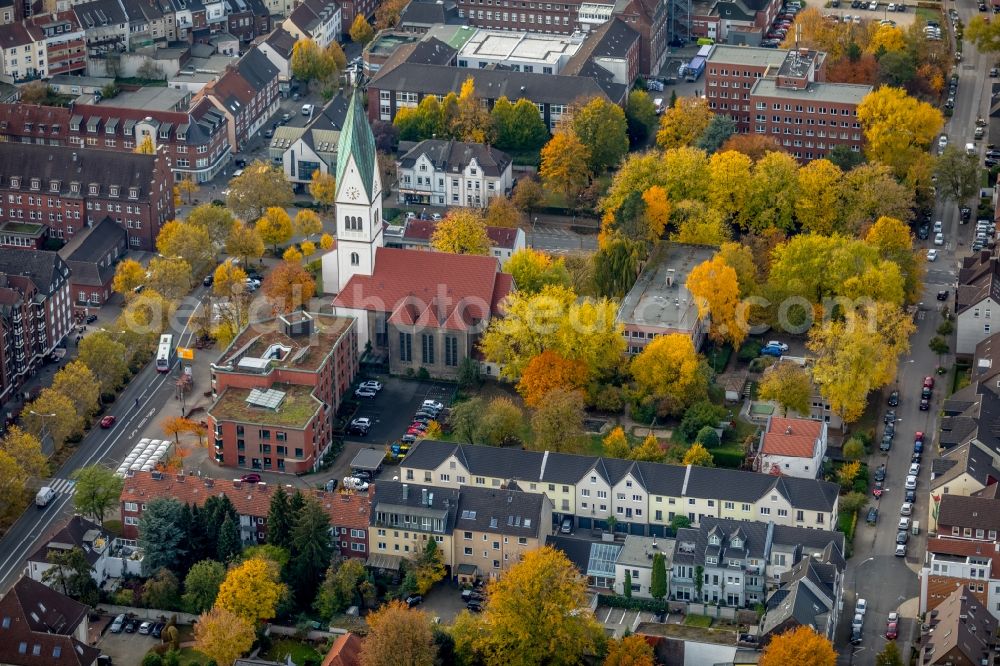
967 142 977 156
302 104 315 116
35 486 55 507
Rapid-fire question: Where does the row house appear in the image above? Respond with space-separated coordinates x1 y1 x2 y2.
369 481 552 581
396 139 513 208
920 537 1000 620
760 553 843 644
922 586 999 666
935 487 1000 542
954 251 1000 356
283 0 342 50
0 142 174 250
367 61 627 128
208 312 358 475
257 26 295 89
0 249 71 408
198 46 279 151
0 98 231 183
560 17 641 87
671 517 844 608
119 469 374 553
120 0 170 50
73 0 130 59
0 11 85 81
399 440 841 537
222 0 271 43
929 442 1000 531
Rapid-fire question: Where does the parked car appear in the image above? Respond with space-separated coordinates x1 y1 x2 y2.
866 506 878 525
766 340 789 352
927 249 938 262
888 390 899 406
914 439 923 453
240 473 261 483
934 232 945 246
880 436 892 452
110 614 126 633
937 290 949 301
561 517 573 534
760 344 784 357
896 530 909 544
899 517 911 531
874 464 886 482
422 400 445 412
920 398 930 411
151 622 164 638
895 544 907 557
905 489 916 503
856 598 867 615
905 475 917 490
909 462 921 476
359 380 382 392
852 613 864 630
923 376 935 389
467 600 484 612
405 595 423 608
124 617 139 633
100 415 116 428
884 409 896 424
850 627 863 645
138 621 153 635
355 387 377 398
873 480 885 497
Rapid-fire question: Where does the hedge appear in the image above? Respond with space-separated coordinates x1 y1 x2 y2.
712 449 745 469
598 594 670 612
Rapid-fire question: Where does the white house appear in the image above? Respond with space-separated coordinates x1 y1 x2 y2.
396 139 514 208
270 95 348 184
283 0 342 50
756 416 827 479
258 26 296 91
26 516 142 587
613 535 672 599
956 252 1000 356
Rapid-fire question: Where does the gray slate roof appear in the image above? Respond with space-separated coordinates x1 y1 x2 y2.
454 486 546 538
0 248 69 296
399 140 511 178
63 217 126 287
237 47 279 93
0 142 159 198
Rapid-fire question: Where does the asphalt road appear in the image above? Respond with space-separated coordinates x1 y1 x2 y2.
528 223 599 253
840 0 991 661
0 291 206 594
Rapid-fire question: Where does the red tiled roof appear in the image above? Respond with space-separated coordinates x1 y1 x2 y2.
333 247 509 329
761 417 822 458
120 470 372 526
0 577 99 666
927 536 1000 579
486 226 519 250
321 633 363 666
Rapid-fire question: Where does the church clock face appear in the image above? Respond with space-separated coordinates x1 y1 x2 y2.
346 186 360 201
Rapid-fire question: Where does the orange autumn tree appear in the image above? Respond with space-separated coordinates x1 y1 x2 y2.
686 255 746 348
261 261 316 314
760 626 836 666
641 186 670 242
516 350 588 408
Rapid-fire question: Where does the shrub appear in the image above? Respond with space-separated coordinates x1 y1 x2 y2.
142 654 164 666
711 449 745 469
695 426 720 449
629 396 657 424
737 339 762 362
598 594 670 613
677 402 726 443
587 383 625 413
416 367 431 380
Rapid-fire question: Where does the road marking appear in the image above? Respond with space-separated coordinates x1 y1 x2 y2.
47 478 77 495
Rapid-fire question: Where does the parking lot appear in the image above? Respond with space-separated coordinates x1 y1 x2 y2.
823 3 918 27
95 621 165 665
595 605 660 637
349 376 454 444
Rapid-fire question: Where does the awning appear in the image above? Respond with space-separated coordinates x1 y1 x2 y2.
123 119 136 136
86 117 100 132
456 563 478 575
69 114 83 130
365 553 404 571
105 117 119 132
158 121 173 138
176 122 189 140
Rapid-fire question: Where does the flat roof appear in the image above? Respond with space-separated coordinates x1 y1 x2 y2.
751 78 872 105
368 32 419 56
425 24 478 51
617 243 716 332
616 535 675 567
351 447 386 471
778 49 821 78
217 312 354 375
171 55 238 83
76 87 190 112
459 29 582 65
706 44 788 69
209 383 320 428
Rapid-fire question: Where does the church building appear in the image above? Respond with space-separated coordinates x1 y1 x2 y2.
324 91 513 379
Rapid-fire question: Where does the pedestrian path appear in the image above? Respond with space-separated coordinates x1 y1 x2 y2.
47 478 76 496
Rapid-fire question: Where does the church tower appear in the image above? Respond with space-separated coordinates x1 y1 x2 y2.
333 89 383 290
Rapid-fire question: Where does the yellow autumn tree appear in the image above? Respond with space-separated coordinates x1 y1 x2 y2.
857 86 944 177
630 333 708 415
686 255 746 348
682 442 714 467
214 557 286 622
194 607 255 666
707 150 753 223
795 158 844 235
540 128 591 206
309 170 337 212
641 185 671 241
656 97 713 149
602 426 631 459
760 626 836 666
430 209 490 255
111 258 147 299
257 207 293 253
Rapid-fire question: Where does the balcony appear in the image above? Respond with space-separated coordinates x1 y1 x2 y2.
214 452 224 463
214 439 223 449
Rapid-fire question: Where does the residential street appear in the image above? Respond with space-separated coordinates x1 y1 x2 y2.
840 0 992 660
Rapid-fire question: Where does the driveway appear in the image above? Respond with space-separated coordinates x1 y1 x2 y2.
595 605 658 638
420 582 472 624
96 624 161 665
349 376 455 444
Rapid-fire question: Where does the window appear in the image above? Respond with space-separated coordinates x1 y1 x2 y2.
350 252 359 266
445 335 459 366
421 333 434 364
399 332 412 362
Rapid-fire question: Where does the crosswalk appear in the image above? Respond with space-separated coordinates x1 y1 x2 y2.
47 478 76 496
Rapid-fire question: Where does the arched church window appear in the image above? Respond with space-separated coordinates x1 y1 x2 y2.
351 252 359 266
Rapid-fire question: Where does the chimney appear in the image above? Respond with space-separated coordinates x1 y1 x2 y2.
785 426 792 434
402 484 408 501
421 488 427 505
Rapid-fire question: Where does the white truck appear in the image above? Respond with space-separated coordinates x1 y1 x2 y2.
342 476 370 491
967 142 977 156
35 486 55 507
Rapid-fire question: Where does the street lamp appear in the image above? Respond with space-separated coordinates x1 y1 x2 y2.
29 410 56 443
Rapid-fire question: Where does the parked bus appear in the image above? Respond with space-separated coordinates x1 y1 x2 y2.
155 334 175 373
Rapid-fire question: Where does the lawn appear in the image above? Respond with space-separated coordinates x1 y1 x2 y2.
683 614 714 628
916 6 941 23
260 638 323 665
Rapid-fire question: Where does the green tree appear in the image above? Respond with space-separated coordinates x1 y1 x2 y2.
414 538 447 595
671 515 692 531
226 161 293 222
623 569 632 598
695 114 736 154
315 558 368 618
216 514 242 563
503 248 571 295
42 546 99 605
138 497 185 575
142 568 180 610
678 401 727 442
182 560 226 614
448 397 484 444
695 426 720 449
624 90 658 146
288 496 334 609
935 145 981 204
266 486 294 549
842 437 866 460
572 97 629 172
349 14 375 44
875 640 904 666
929 335 950 362
593 237 639 298
479 397 524 446
650 552 667 600
51 361 99 418
530 388 586 453
491 96 549 153
72 465 124 526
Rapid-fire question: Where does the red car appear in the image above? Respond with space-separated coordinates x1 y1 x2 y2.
99 415 116 428
240 473 261 483
885 621 898 639
914 431 924 442
409 422 429 432
923 376 935 389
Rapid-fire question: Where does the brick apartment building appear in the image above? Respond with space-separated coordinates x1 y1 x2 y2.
119 469 372 556
208 312 358 475
705 45 871 162
0 249 72 410
0 142 175 251
61 216 127 310
222 0 273 43
0 95 231 184
198 47 280 151
920 536 1000 621
691 0 783 45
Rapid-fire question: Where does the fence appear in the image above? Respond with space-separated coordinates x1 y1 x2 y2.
97 605 198 624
